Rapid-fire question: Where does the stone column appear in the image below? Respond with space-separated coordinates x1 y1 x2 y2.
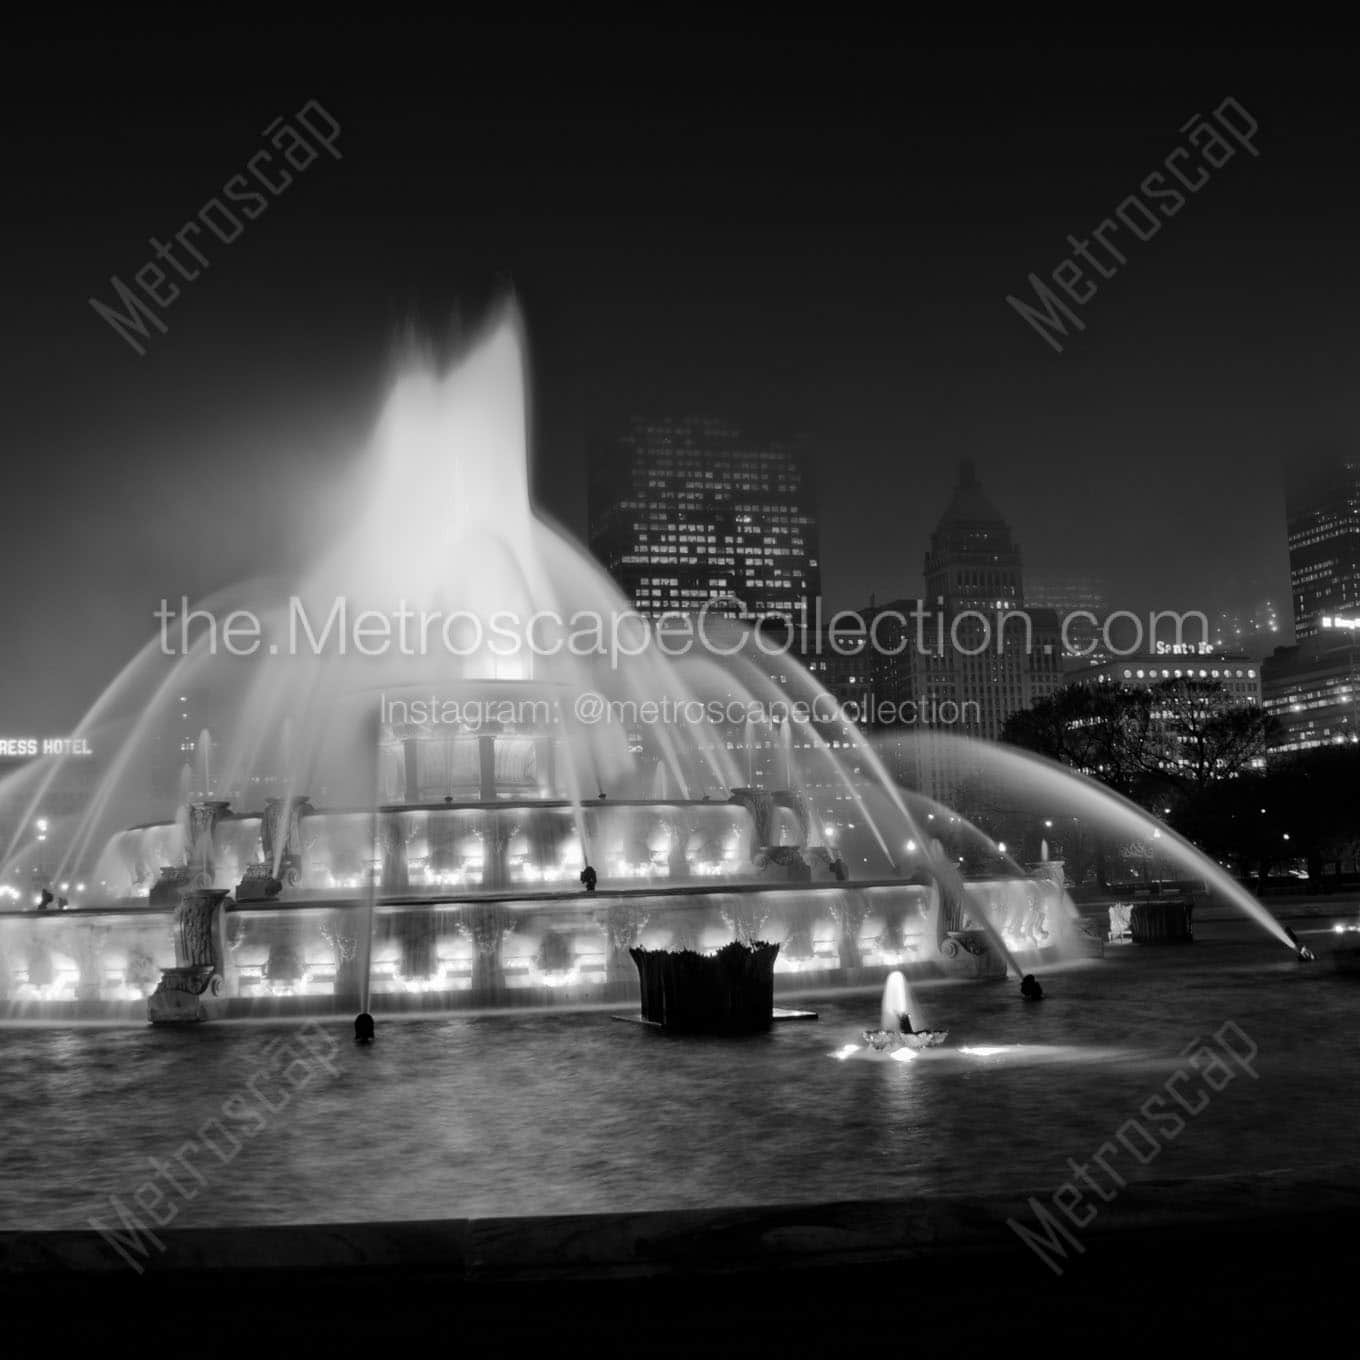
458 904 515 1000
536 736 557 797
403 736 421 804
187 800 232 887
262 796 312 886
666 815 691 882
321 911 363 1008
147 888 231 1023
598 903 649 983
70 924 107 1002
830 894 868 972
377 812 410 891
779 897 818 968
263 916 306 991
397 907 439 984
480 814 516 891
478 734 497 802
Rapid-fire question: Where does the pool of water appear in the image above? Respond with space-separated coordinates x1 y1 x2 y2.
4 918 1357 1230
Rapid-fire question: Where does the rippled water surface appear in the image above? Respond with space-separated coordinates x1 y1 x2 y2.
4 920 1357 1229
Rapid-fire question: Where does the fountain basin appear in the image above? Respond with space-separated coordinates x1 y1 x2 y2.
858 1028 948 1051
3 881 1005 1021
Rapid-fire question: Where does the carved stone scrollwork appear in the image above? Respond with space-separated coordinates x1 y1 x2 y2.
186 801 231 887
728 788 775 852
760 846 811 882
598 903 649 955
148 888 231 1023
149 864 195 909
720 898 771 946
938 929 1007 979
262 796 313 886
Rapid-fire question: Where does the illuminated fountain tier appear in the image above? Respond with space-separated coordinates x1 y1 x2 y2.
0 849 1085 1017
0 303 1301 1021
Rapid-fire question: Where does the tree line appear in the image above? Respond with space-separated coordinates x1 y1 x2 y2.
994 678 1360 889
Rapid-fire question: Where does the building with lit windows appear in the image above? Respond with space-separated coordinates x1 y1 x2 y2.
587 416 819 620
1262 621 1360 754
1066 650 1262 705
1024 568 1111 659
1063 650 1266 781
919 461 1061 743
1287 457 1360 640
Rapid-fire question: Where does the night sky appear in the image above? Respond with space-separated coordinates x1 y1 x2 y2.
4 21 1356 729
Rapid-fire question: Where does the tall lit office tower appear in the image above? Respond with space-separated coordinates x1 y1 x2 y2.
923 460 1024 612
1287 457 1360 639
921 461 1037 741
588 416 820 620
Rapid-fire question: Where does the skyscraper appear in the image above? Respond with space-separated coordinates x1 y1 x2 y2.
588 416 820 620
923 460 1023 611
921 460 1054 741
1287 457 1360 639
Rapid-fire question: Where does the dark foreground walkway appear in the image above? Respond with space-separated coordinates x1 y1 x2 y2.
2 1171 1351 1354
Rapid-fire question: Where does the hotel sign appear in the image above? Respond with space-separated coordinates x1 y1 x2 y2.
1321 616 1360 631
0 737 94 758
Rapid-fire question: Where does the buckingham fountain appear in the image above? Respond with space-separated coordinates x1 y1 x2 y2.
0 307 1301 1022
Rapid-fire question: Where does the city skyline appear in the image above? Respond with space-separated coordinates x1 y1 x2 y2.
5 29 1360 1349
8 22 1349 735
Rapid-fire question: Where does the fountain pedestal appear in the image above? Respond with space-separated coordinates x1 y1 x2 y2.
1130 899 1194 944
148 889 231 1023
629 941 779 1034
148 865 195 909
235 862 283 902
